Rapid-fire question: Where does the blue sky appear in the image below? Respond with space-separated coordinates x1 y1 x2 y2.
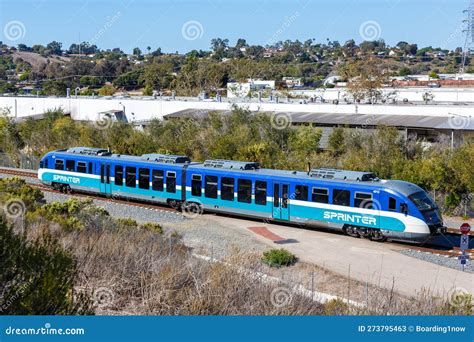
0 0 470 53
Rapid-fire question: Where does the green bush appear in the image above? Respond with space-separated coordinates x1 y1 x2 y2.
0 177 44 209
324 298 350 315
140 222 163 234
0 217 92 314
262 248 297 267
116 218 139 230
37 199 109 231
98 84 116 96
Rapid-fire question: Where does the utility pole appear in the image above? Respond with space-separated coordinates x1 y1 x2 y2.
461 0 474 73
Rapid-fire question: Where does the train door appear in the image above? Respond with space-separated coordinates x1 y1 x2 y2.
272 183 290 221
100 164 111 194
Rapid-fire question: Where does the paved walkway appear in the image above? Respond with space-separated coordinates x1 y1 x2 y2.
208 216 474 297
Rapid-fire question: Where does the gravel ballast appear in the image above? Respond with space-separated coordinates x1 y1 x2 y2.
399 249 473 273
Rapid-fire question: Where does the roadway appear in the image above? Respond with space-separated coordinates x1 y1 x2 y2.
205 215 474 298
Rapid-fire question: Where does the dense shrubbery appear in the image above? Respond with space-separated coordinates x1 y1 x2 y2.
0 217 93 314
1 108 473 211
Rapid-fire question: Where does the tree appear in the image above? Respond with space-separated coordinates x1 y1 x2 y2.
46 41 62 55
327 127 346 156
98 84 116 96
42 80 68 96
140 63 173 91
0 66 7 80
398 66 411 76
151 47 162 57
235 38 247 49
113 69 144 89
17 44 31 52
339 57 390 103
133 47 142 56
211 38 229 52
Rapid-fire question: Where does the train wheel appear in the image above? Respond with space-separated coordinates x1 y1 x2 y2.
344 226 360 238
369 230 387 242
181 201 203 219
167 199 181 210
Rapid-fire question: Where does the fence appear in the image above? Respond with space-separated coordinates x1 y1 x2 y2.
0 153 39 170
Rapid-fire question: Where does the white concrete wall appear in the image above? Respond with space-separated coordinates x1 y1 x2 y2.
0 95 473 122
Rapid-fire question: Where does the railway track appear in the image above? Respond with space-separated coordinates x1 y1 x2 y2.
1 167 472 258
0 167 178 213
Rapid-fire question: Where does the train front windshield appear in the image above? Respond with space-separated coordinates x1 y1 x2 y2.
408 191 437 211
409 191 443 224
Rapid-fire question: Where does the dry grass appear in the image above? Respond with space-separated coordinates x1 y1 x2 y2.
16 216 473 316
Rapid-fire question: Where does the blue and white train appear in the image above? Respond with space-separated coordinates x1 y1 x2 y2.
38 147 447 243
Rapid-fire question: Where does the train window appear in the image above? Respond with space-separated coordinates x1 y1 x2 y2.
221 177 234 201
333 189 351 206
100 165 105 183
77 161 87 173
125 167 136 188
238 179 252 204
389 197 397 211
312 188 329 203
89 162 93 174
273 184 279 207
152 170 164 191
139 168 150 190
166 171 176 193
55 159 64 170
295 185 309 201
354 192 373 209
282 184 289 208
115 166 123 186
255 181 267 205
205 175 218 199
65 160 75 172
191 174 202 197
